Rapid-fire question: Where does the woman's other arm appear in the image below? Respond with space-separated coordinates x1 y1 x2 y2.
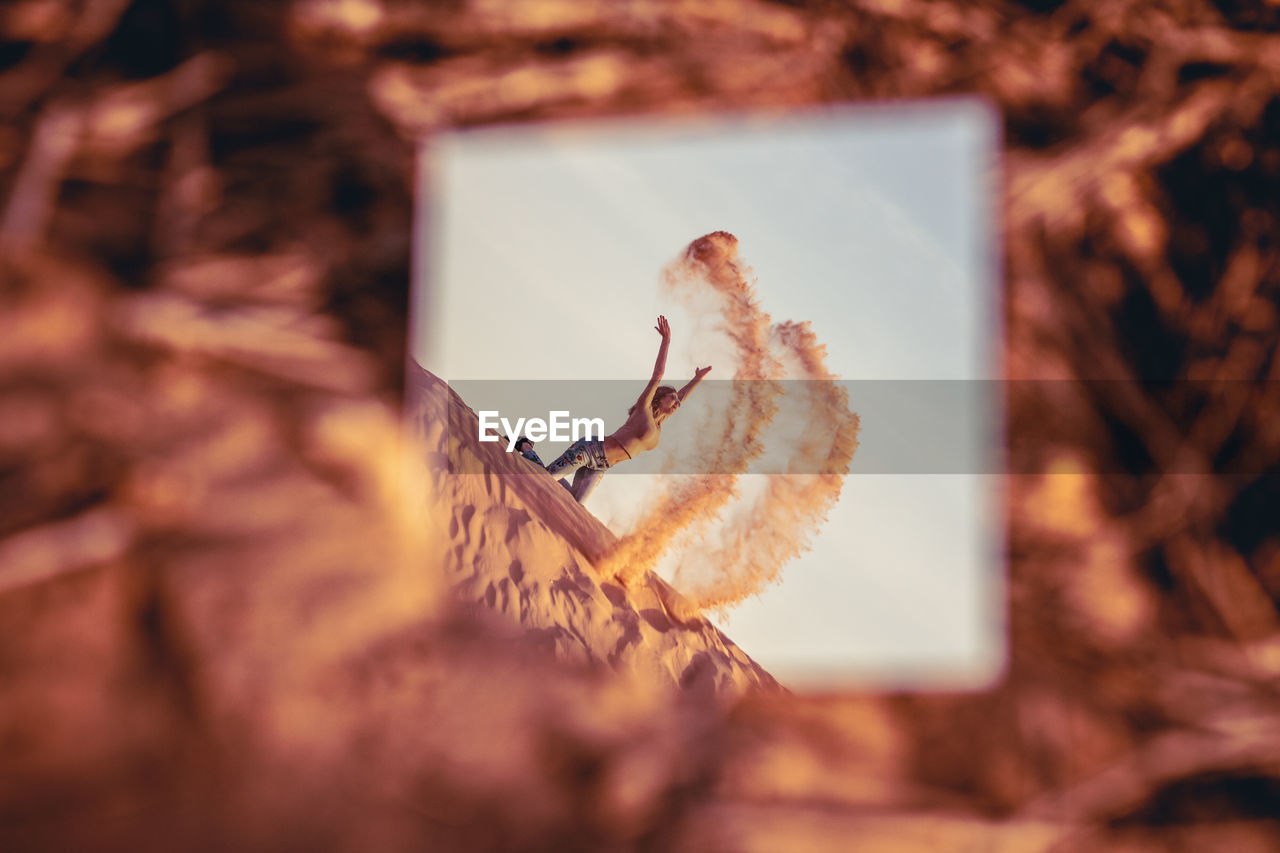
676 365 712 402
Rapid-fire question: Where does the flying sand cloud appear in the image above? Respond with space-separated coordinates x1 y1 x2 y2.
602 232 860 614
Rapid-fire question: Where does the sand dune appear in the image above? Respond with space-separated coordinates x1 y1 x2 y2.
408 361 780 697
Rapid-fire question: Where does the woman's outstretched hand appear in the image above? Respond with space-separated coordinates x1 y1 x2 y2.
655 315 671 341
695 365 712 379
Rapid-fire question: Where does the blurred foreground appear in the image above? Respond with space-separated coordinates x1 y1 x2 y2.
3 0 1280 850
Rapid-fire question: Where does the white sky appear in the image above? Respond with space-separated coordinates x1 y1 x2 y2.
412 100 1004 690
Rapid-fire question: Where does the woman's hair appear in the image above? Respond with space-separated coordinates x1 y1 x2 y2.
630 385 678 418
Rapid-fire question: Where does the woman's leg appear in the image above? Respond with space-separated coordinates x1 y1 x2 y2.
570 466 606 503
545 439 609 503
545 439 591 487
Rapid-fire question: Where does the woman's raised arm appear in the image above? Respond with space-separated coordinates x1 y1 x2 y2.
635 315 671 409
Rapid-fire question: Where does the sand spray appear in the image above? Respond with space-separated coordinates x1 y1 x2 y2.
601 232 860 614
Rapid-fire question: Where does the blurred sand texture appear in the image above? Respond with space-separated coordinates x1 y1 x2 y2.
3 0 1280 850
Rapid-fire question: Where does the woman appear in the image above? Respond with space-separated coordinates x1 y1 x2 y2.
544 315 711 503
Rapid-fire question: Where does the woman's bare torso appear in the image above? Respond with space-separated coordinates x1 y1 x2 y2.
604 407 660 466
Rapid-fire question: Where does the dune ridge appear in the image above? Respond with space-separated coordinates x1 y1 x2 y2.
408 361 781 697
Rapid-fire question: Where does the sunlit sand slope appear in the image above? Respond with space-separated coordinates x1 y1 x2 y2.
407 361 780 696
